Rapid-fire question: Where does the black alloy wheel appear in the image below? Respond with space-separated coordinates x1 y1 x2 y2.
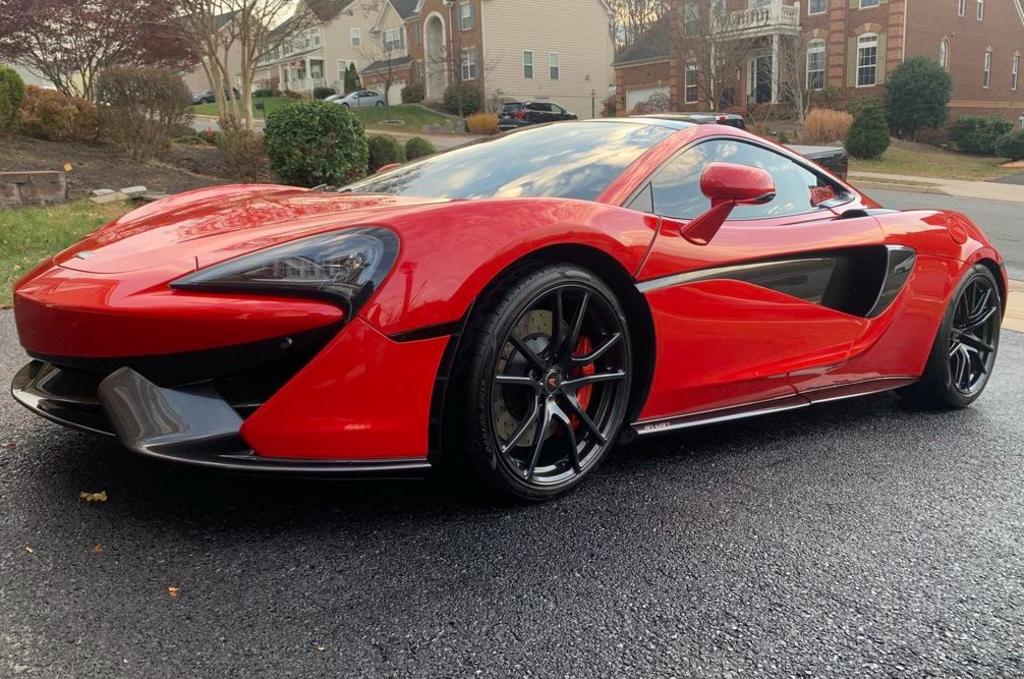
454 265 632 501
900 264 1001 409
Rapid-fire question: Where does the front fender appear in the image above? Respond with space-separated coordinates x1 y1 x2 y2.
359 198 657 336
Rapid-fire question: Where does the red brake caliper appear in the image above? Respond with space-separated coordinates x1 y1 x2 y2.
569 337 595 428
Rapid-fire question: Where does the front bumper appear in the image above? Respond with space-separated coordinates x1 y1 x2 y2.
11 359 432 477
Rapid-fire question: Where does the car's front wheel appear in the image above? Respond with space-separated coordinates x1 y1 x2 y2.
900 263 1002 409
452 265 633 501
375 101 385 107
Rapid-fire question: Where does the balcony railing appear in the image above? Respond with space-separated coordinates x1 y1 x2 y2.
715 0 801 37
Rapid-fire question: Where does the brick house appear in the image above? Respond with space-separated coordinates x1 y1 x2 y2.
363 0 616 115
615 0 1024 127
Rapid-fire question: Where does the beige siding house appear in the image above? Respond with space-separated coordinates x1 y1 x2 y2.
479 0 615 116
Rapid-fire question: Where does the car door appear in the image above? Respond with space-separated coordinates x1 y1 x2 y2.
526 103 553 124
550 103 571 121
633 137 887 423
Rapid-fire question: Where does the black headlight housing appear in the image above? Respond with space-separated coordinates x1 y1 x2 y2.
171 227 399 316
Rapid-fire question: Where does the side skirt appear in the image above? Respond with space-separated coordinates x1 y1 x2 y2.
630 377 917 437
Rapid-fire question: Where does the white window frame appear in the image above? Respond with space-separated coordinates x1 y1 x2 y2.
313 30 322 48
939 39 949 69
523 50 534 79
808 0 827 14
958 0 966 15
859 0 879 8
856 33 878 87
1013 55 1020 90
383 27 405 53
806 39 826 90
977 0 984 19
549 52 560 80
983 50 992 87
351 27 361 47
459 2 474 31
461 47 478 80
337 59 348 83
684 65 699 103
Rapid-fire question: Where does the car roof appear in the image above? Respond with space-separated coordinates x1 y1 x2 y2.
605 116 696 130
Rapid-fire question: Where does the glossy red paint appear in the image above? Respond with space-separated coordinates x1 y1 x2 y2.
9 121 1007 467
700 162 776 206
240 318 445 460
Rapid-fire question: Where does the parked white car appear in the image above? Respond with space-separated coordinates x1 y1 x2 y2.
331 90 385 108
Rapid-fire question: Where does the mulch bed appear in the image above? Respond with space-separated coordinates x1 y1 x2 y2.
0 135 231 197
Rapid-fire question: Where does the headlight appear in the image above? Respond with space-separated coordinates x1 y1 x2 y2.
171 227 399 315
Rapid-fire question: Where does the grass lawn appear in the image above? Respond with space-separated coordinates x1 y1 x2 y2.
850 145 1018 181
1 201 129 306
191 99 458 133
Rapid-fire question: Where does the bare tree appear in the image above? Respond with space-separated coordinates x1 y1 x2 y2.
608 0 671 49
778 34 815 121
672 2 757 110
166 0 323 129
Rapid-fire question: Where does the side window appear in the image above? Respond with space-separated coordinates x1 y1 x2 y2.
650 139 833 220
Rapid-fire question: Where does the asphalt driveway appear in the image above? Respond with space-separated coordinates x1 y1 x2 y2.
2 309 1024 678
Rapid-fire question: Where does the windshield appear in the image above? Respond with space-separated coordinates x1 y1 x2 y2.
343 121 674 202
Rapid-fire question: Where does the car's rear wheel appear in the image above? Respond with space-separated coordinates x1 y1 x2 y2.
452 265 632 501
375 101 385 107
899 264 1001 409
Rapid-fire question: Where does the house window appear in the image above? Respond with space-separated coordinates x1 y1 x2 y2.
462 47 478 80
683 3 699 36
523 51 534 79
460 2 474 31
1013 55 1020 90
313 31 321 48
549 52 560 80
808 0 827 14
351 28 361 47
859 0 879 7
283 43 292 56
806 40 826 89
958 0 966 14
383 27 405 53
977 0 984 19
685 65 698 103
857 33 878 86
983 50 991 87
939 39 949 69
338 60 348 82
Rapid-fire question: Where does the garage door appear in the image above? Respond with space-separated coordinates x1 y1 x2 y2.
388 81 405 106
626 86 669 112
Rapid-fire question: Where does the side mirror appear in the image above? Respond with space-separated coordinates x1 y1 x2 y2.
680 162 776 245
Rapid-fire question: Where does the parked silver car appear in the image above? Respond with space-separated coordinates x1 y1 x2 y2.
331 90 386 108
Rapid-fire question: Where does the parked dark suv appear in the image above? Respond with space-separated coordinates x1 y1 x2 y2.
498 101 578 130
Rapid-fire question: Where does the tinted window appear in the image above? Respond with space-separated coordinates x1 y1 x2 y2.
529 103 553 112
344 121 673 201
551 104 566 114
501 103 524 115
651 139 831 220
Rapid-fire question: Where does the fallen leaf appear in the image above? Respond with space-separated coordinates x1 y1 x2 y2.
167 586 179 599
93 544 103 554
80 491 107 503
64 163 73 173
24 545 34 554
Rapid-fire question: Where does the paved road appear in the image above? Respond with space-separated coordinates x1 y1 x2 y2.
3 307 1024 676
869 188 1024 280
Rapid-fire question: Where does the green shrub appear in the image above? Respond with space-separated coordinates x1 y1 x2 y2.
847 95 883 118
0 66 26 134
443 82 482 116
366 135 406 172
253 87 280 98
313 86 337 100
96 66 192 160
951 116 1014 155
401 83 425 104
18 86 100 142
994 130 1024 161
845 99 890 159
344 63 361 94
884 56 952 140
264 100 368 186
404 136 437 160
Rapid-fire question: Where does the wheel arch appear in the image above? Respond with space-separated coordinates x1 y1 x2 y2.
427 243 656 462
975 257 1007 316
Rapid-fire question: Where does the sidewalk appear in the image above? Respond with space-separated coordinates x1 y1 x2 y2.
1007 280 1024 334
191 114 482 151
849 170 1024 204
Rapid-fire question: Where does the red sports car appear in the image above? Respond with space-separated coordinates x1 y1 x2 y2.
11 117 1007 500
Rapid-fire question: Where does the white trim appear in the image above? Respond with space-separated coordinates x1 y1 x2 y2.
684 64 699 103
806 39 826 90
856 32 879 87
523 49 534 79
859 0 880 8
958 0 967 15
977 0 984 20
548 51 560 80
350 27 362 47
1013 54 1020 90
983 49 992 88
808 0 827 14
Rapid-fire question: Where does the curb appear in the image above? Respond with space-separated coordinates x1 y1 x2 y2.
850 179 952 196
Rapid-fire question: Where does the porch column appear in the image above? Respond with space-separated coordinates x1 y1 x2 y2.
771 33 780 104
304 57 309 91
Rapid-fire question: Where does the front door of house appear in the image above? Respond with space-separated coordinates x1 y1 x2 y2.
749 51 772 104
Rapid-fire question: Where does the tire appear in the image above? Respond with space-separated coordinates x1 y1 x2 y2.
899 263 1001 409
375 101 385 107
449 264 633 502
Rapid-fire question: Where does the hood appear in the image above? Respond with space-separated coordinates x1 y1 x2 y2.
55 185 448 275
